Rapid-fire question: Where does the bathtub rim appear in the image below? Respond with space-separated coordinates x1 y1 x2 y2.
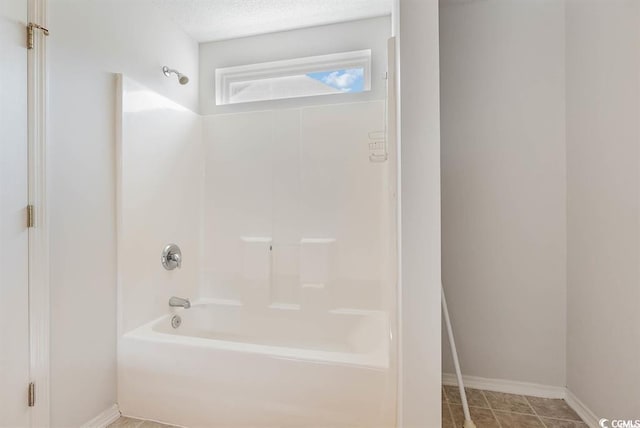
122 299 391 370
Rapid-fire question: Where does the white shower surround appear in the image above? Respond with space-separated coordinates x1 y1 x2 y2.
116 75 396 425
201 103 391 311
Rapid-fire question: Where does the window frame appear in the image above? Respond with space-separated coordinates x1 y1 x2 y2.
215 49 372 105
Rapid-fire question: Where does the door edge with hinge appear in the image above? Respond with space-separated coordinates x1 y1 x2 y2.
27 0 50 425
28 382 35 407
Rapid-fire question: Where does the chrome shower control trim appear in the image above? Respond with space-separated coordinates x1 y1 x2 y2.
171 315 182 329
169 296 190 309
162 243 182 270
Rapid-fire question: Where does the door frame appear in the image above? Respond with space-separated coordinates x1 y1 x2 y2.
27 0 49 425
391 1 402 426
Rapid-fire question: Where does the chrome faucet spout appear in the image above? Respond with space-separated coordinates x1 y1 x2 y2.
169 296 191 309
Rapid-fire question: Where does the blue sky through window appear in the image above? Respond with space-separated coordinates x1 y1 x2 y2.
306 68 365 93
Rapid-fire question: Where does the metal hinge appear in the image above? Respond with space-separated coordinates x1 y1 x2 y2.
28 382 35 407
27 205 35 228
27 22 49 50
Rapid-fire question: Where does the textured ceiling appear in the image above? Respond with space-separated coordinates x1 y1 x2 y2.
151 0 393 43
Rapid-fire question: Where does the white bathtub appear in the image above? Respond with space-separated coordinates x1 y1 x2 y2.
118 300 395 427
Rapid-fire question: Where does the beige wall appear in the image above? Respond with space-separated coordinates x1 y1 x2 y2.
47 0 447 425
440 0 567 386
399 0 442 426
441 0 640 419
566 0 640 419
49 1 198 426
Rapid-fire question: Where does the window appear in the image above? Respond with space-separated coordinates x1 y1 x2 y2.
215 50 372 105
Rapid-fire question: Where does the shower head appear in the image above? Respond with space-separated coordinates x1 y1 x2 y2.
162 66 189 85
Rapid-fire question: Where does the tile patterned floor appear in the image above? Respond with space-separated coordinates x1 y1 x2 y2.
108 417 177 428
110 388 587 428
442 385 588 428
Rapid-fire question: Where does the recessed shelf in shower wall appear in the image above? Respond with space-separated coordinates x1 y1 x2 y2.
300 238 336 312
240 236 272 308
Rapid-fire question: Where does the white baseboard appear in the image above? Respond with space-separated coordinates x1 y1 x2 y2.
442 373 599 428
81 404 121 428
565 389 600 428
442 373 565 399
79 379 600 428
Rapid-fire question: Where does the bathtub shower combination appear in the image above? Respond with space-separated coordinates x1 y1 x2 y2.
116 73 397 426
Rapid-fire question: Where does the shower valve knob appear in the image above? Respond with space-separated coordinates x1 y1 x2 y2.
162 244 182 270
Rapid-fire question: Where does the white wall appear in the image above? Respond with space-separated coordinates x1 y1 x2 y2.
399 1 442 426
201 102 388 311
48 1 198 425
440 0 640 420
439 0 567 387
199 17 391 115
118 77 202 335
45 1 448 425
566 0 640 419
